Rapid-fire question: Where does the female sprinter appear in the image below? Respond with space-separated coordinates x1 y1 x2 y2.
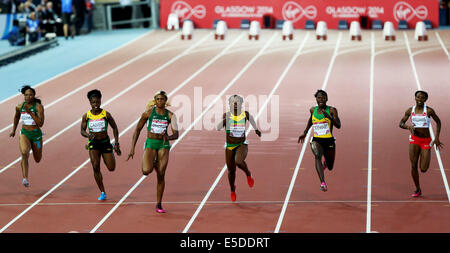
127 91 178 213
217 95 261 202
298 90 341 192
10 85 45 187
81 89 121 201
399 90 443 197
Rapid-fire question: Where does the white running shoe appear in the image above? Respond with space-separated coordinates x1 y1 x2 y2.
22 178 30 187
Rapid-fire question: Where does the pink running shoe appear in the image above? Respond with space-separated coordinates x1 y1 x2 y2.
156 204 166 213
411 189 422 197
320 182 328 192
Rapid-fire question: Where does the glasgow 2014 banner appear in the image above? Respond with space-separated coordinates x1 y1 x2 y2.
160 0 439 29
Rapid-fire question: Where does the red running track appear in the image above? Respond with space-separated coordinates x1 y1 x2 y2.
0 29 449 233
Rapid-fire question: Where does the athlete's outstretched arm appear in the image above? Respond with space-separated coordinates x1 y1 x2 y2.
217 113 227 131
429 107 443 150
399 108 414 135
246 111 261 137
167 112 179 141
298 107 314 144
127 112 150 161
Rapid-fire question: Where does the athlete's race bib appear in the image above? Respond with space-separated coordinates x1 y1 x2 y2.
150 119 168 134
88 119 106 132
411 115 429 128
21 112 36 126
313 122 330 136
229 124 245 138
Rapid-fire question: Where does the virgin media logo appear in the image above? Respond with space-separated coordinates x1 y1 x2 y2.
393 1 427 22
170 1 206 20
282 1 317 23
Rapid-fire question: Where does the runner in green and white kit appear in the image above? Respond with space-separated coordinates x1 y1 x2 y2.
127 91 178 213
10 85 45 188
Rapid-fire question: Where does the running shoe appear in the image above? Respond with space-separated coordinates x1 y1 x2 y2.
230 191 237 202
247 176 254 188
411 189 422 197
98 192 107 201
320 182 328 192
22 178 29 188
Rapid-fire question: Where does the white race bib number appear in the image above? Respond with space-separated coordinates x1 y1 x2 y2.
88 119 106 132
151 119 168 134
313 122 329 136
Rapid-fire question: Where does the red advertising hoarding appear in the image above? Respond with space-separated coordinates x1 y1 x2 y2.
160 0 439 29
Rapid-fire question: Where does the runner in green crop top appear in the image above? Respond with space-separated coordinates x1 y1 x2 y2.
127 91 178 213
10 85 45 188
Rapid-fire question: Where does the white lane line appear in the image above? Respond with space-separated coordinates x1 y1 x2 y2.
0 33 216 233
0 30 154 106
366 32 375 233
274 32 342 233
1 199 447 207
88 32 248 233
91 32 278 234
182 32 311 234
434 31 450 59
403 31 450 203
0 32 211 175
0 32 177 134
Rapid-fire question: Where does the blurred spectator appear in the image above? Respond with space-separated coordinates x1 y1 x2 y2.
73 0 85 35
26 11 41 43
5 0 21 13
42 1 62 34
85 0 94 33
61 0 75 39
8 19 26 46
19 0 36 14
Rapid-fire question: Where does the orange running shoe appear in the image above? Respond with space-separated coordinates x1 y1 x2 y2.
247 176 254 188
230 191 237 202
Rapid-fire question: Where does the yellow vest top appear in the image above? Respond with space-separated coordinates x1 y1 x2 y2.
312 106 333 138
86 109 108 133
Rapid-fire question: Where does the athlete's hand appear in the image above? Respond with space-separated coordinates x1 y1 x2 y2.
114 143 122 156
9 131 15 137
255 129 261 137
88 133 95 140
321 108 331 118
433 138 444 150
126 149 135 161
298 134 306 144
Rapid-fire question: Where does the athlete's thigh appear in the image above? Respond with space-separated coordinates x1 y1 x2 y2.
142 148 157 172
409 144 421 164
235 144 248 163
310 141 324 158
419 148 431 172
19 134 32 155
102 152 116 171
89 149 102 170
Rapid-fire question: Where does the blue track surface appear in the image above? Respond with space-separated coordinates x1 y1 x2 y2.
0 28 151 101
